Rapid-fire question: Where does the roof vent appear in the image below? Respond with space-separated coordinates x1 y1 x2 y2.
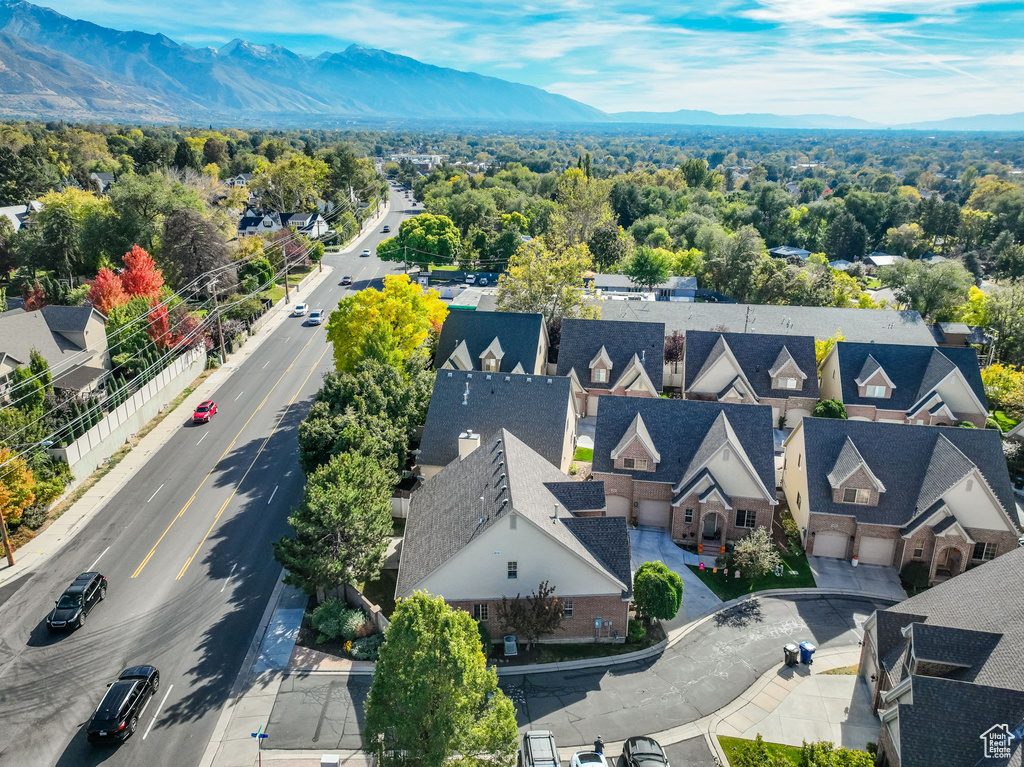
526 377 532 383
447 371 452 377
486 374 492 380
504 376 511 382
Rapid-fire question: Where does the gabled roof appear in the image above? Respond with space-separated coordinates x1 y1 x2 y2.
854 354 892 387
673 410 775 503
826 436 886 491
441 339 473 370
589 345 613 370
40 305 106 334
834 342 986 412
593 397 776 492
543 481 606 512
398 430 631 597
768 345 806 379
800 418 1017 528
611 353 659 395
418 370 572 469
479 336 505 361
434 310 546 375
684 330 818 400
610 413 661 463
557 318 664 392
0 307 102 376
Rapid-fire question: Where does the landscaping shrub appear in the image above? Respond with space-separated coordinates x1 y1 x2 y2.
634 561 684 620
351 634 382 660
782 517 802 553
900 561 930 591
799 740 874 766
310 600 368 643
477 620 493 657
627 619 647 643
20 505 50 531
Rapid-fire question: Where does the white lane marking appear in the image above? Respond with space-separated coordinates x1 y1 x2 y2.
267 485 278 505
197 432 208 446
88 547 110 572
143 685 173 740
285 337 290 343
220 563 237 593
262 360 270 369
147 484 165 503
234 391 244 401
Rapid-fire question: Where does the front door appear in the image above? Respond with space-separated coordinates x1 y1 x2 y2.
702 514 719 538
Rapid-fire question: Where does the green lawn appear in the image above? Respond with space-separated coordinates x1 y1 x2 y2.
719 736 802 765
430 264 458 271
262 285 286 303
865 277 882 289
286 266 314 285
993 410 1019 432
359 569 398 618
574 446 594 461
687 550 816 601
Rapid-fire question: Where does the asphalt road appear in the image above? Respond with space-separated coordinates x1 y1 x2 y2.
0 186 417 767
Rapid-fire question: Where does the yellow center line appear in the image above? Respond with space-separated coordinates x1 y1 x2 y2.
174 341 333 581
130 326 324 579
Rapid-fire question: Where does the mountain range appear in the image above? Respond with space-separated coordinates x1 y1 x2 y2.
1 0 1022 131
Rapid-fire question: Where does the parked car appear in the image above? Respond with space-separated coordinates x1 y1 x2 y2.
308 309 324 325
520 731 561 767
192 400 217 424
382 225 391 233
292 303 308 316
47 572 106 631
569 752 607 767
622 737 669 767
86 666 160 745
340 276 352 286
361 249 371 257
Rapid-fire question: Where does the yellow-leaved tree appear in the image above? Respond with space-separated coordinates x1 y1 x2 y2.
0 447 37 559
815 330 845 367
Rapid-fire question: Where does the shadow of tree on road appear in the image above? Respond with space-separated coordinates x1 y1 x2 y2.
713 600 764 628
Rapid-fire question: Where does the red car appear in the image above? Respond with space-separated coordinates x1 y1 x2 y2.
192 400 217 424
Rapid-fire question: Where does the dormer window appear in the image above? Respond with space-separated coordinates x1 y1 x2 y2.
623 457 648 470
843 487 871 504
865 385 887 398
592 368 608 383
777 377 799 390
482 357 498 372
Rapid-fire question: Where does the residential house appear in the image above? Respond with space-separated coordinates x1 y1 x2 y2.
865 252 903 268
397 429 632 643
476 297 938 346
227 173 254 188
0 306 110 397
236 210 328 238
417 370 579 479
768 246 811 261
828 260 853 272
591 397 777 550
434 310 548 374
682 330 819 428
0 201 41 232
858 546 1024 766
88 172 114 194
929 321 991 349
818 341 987 427
782 418 1020 581
556 318 664 416
591 274 697 302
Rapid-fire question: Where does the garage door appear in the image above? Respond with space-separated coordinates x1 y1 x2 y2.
858 536 896 566
587 394 600 417
605 495 630 518
637 500 671 529
785 408 811 428
813 531 849 559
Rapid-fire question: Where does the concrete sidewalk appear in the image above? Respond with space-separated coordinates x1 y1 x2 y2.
629 528 721 627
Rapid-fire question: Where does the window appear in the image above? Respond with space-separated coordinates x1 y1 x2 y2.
966 479 974 492
507 561 518 579
592 367 608 383
796 492 802 510
723 448 731 462
563 600 574 619
866 385 887 398
684 509 693 523
623 457 648 470
842 487 871 504
735 509 757 528
913 546 924 560
777 377 798 390
473 604 489 621
797 453 802 469
973 542 997 562
482 357 498 372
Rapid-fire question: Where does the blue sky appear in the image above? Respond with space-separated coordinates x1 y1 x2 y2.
37 0 1024 122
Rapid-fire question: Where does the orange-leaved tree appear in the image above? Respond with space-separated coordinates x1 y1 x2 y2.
88 268 128 314
120 245 164 299
0 447 36 527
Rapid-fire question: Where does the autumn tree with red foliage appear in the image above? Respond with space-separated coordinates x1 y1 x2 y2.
87 269 128 314
23 281 48 311
146 301 173 350
147 301 205 352
120 245 164 299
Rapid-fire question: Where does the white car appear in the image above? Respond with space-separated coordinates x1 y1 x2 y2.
307 309 324 325
292 303 308 316
570 753 607 767
361 248 371 257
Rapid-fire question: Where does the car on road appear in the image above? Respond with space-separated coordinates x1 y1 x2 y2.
361 248 371 257
382 225 391 233
292 303 308 316
192 400 217 424
569 752 607 767
47 572 106 631
622 736 669 767
308 309 324 325
86 665 160 745
340 275 352 286
520 731 561 767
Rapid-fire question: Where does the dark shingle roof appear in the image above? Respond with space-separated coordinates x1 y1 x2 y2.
556 318 664 391
592 396 775 491
434 310 545 374
801 418 1016 528
40 305 104 333
418 370 571 469
0 308 89 371
835 342 986 412
544 481 606 512
398 430 631 597
684 330 818 400
592 274 697 291
51 365 106 391
911 623 1002 669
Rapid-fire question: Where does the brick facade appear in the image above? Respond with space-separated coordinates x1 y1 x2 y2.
806 513 857 557
612 437 659 473
448 593 630 644
843 403 985 428
831 466 883 505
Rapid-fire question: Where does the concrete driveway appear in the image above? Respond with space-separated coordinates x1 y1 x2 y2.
629 529 721 627
578 416 597 450
808 557 907 601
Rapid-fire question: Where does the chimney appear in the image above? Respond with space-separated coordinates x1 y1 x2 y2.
458 430 481 459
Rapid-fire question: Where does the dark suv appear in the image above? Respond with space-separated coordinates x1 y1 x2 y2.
47 572 106 631
87 666 160 744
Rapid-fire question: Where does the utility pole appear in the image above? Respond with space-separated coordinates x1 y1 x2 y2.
1 508 14 567
209 279 227 365
283 253 291 303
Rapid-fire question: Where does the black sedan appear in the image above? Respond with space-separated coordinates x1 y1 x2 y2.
622 737 669 767
46 572 106 631
87 666 160 744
